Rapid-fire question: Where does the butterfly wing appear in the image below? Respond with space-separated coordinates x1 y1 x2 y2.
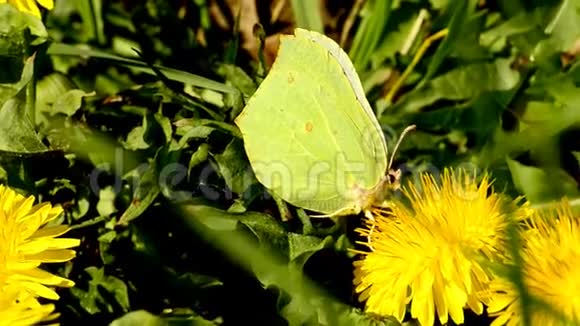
235 28 388 215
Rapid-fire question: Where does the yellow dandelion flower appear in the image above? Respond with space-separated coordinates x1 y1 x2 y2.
486 200 580 326
0 185 80 301
0 284 57 326
0 0 53 17
353 168 525 326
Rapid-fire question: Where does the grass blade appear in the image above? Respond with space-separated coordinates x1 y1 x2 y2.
290 0 324 33
348 0 393 71
47 43 237 94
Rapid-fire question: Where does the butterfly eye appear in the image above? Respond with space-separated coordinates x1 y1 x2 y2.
387 172 397 184
387 169 402 191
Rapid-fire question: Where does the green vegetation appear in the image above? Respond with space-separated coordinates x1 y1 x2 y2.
1 0 580 325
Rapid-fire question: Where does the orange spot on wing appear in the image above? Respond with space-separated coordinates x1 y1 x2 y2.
305 122 313 133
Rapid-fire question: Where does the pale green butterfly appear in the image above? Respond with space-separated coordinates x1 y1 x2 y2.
235 28 413 225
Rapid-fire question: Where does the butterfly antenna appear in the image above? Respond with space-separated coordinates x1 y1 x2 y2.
388 125 416 170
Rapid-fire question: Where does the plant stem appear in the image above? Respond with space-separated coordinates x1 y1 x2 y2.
385 28 448 104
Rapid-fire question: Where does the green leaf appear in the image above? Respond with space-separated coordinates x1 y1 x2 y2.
188 143 210 176
478 82 580 169
98 230 117 265
118 161 160 225
288 234 332 261
217 64 257 99
72 197 91 220
96 186 117 217
538 0 580 54
496 0 527 18
238 212 288 253
507 158 580 203
71 266 130 315
211 139 258 195
430 0 449 10
179 202 398 326
174 118 240 141
370 5 421 67
36 73 76 115
110 310 223 326
0 3 48 42
153 111 172 144
50 89 93 116
186 204 239 231
181 201 287 248
123 125 149 151
123 112 173 150
334 307 401 326
109 310 165 326
391 58 520 115
0 98 47 153
67 127 141 172
176 126 214 147
480 12 538 51
0 55 33 104
0 32 25 83
448 11 490 61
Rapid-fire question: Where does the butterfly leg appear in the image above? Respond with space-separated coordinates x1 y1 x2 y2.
364 210 376 252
